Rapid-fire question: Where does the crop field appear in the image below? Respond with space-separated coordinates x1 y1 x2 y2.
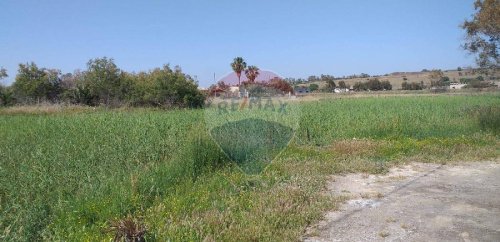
1 93 499 241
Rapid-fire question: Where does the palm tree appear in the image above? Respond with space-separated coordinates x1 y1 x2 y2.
244 66 260 84
230 57 247 86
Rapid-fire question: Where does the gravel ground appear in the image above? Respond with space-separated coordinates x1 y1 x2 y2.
304 162 500 242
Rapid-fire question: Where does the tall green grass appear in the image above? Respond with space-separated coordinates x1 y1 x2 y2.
0 93 498 241
297 94 500 144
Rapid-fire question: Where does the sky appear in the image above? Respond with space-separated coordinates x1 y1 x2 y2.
1 0 477 87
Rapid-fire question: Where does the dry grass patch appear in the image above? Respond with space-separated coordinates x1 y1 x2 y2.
330 139 384 157
0 104 97 115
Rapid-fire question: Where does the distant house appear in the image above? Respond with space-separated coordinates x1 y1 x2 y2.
449 82 466 89
294 86 310 95
334 88 350 93
209 87 227 97
229 86 240 93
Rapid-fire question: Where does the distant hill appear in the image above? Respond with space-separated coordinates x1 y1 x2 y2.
306 69 493 89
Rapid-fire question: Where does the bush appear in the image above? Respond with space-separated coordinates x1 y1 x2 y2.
431 76 450 87
338 81 347 89
309 83 319 92
381 80 392 90
464 80 495 88
353 79 391 91
0 85 15 106
402 81 424 90
268 78 294 94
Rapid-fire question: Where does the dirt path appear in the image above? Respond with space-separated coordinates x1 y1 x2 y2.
304 162 500 242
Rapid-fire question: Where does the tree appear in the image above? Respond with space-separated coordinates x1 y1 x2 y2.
381 80 392 90
321 75 336 92
338 81 348 89
0 68 13 106
462 0 500 71
0 67 7 80
429 69 450 88
353 81 367 91
216 81 230 91
12 62 62 103
244 66 260 84
402 81 424 90
428 69 447 87
307 75 319 83
268 77 294 94
0 85 14 106
156 65 204 108
309 83 319 92
231 57 247 86
83 57 129 106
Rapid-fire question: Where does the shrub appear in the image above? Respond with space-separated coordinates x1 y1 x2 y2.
353 79 391 91
268 78 294 94
309 83 319 92
431 76 450 87
402 81 424 90
464 80 495 88
0 85 15 106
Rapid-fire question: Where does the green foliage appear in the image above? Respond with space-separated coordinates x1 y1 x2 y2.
476 105 500 134
428 70 450 88
324 77 336 92
462 76 495 88
0 67 7 80
244 65 260 84
296 94 500 145
8 58 205 108
402 81 424 90
309 83 319 92
0 85 15 106
12 63 62 103
353 78 392 91
211 119 293 174
130 65 205 108
231 57 247 85
338 80 347 89
81 57 128 106
462 0 500 70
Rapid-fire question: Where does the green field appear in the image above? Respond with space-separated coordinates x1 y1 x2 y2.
1 93 499 241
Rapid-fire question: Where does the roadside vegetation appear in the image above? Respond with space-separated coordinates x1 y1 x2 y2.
1 93 498 241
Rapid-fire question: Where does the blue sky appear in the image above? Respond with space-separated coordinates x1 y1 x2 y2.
1 0 476 87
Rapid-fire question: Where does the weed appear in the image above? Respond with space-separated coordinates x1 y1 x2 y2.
379 231 390 238
106 215 146 242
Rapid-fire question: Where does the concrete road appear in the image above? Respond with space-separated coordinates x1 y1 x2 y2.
304 162 500 242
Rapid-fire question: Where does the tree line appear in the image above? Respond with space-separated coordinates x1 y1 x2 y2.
0 57 204 108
